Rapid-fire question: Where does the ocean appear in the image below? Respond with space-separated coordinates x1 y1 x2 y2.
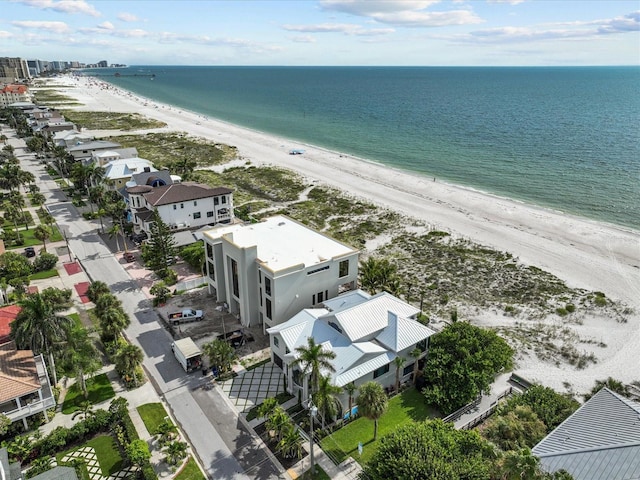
84 66 640 231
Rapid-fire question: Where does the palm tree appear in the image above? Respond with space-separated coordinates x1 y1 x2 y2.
202 339 237 374
359 257 398 294
99 306 129 342
60 325 101 398
313 375 342 429
410 347 422 384
86 280 110 303
344 382 357 420
277 425 303 459
33 225 52 252
163 441 188 466
356 381 388 440
115 343 144 387
291 337 336 398
10 292 73 385
265 406 290 442
108 221 123 251
30 192 46 207
71 400 95 421
393 356 406 395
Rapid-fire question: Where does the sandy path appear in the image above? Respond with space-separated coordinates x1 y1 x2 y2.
46 76 640 393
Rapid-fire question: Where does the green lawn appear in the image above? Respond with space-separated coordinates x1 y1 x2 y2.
175 457 205 480
137 402 170 435
29 269 58 280
320 387 440 465
6 225 63 249
68 313 82 329
57 434 123 476
62 373 115 414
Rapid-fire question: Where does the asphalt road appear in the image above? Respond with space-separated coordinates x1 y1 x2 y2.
9 131 283 480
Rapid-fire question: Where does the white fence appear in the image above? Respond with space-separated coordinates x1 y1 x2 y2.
174 276 207 293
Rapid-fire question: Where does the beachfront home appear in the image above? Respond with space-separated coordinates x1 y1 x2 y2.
67 140 121 162
127 181 233 235
532 387 640 480
91 147 138 167
201 215 359 332
267 290 435 415
103 158 156 191
53 130 94 149
0 84 30 108
0 341 55 430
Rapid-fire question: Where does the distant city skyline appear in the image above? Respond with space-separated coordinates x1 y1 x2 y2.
1 0 639 66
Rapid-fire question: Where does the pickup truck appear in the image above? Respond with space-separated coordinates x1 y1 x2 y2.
167 308 204 325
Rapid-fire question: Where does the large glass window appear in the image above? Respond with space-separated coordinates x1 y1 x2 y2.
339 259 349 278
266 298 272 319
207 261 215 281
265 277 272 296
373 364 389 379
206 243 213 259
231 258 239 297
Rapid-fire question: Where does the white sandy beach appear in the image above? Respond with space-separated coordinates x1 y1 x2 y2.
46 76 640 395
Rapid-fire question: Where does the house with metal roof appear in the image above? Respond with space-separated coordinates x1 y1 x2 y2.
67 140 122 162
532 388 640 480
1 447 77 480
0 341 55 429
103 158 156 191
202 215 359 332
267 289 435 415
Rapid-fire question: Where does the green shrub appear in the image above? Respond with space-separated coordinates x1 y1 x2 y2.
161 268 178 286
555 307 568 316
594 296 607 307
565 304 575 313
32 252 58 272
139 462 157 480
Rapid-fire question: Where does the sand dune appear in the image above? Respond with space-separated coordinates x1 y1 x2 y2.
48 75 640 394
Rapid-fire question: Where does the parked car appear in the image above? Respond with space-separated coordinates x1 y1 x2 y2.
24 247 36 258
131 231 148 245
123 251 135 263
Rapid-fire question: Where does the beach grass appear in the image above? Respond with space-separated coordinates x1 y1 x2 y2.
61 111 167 130
104 132 236 167
32 90 79 104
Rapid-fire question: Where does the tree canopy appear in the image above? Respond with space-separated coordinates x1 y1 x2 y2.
422 321 514 413
363 419 495 480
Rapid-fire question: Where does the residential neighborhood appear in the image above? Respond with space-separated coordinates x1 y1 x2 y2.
1 64 637 480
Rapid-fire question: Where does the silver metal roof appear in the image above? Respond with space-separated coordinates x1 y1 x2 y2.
376 312 436 352
533 388 640 480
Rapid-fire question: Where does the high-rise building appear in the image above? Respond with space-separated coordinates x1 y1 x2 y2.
0 57 30 83
97 60 108 68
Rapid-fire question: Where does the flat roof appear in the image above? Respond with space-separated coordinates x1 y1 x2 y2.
203 215 358 272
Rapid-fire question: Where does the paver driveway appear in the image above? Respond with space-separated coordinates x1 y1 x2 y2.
219 363 284 413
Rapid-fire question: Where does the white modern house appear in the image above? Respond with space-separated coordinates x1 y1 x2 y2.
201 215 360 332
67 140 122 162
127 181 233 234
267 290 435 416
91 148 138 167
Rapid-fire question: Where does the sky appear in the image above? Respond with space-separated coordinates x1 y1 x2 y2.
1 0 639 66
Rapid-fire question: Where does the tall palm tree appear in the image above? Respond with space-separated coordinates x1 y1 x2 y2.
71 400 95 421
356 381 388 440
313 375 342 429
108 221 122 251
277 425 303 460
115 343 144 387
60 325 101 398
359 257 399 294
393 356 406 395
344 382 357 420
98 306 129 341
33 225 52 252
410 347 422 384
10 293 73 385
291 336 336 398
86 281 110 303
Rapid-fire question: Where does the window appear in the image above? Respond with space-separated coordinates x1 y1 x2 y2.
266 298 272 320
312 294 316 305
194 201 197 206
207 261 215 281
328 321 342 333
259 271 262 283
373 364 390 379
231 258 239 297
339 259 349 278
259 288 262 306
317 291 324 303
273 336 279 348
214 197 219 205
206 243 213 259
207 211 214 218
193 212 201 219
265 277 271 296
307 265 330 275
180 203 184 209
403 363 414 377
222 196 227 204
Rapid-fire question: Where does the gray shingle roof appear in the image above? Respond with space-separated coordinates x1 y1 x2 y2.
533 388 640 480
143 182 232 206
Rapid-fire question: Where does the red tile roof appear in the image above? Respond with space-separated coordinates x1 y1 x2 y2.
0 305 21 344
0 341 40 404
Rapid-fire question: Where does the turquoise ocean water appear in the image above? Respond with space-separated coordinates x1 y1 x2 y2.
84 66 640 231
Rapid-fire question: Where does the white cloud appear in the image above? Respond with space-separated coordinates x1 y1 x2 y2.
282 22 394 36
487 0 526 5
12 0 101 17
111 29 149 38
0 31 13 39
117 12 139 22
291 35 316 43
97 21 114 30
319 0 482 27
12 20 70 33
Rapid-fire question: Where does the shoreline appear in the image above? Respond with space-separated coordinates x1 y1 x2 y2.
41 75 640 393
